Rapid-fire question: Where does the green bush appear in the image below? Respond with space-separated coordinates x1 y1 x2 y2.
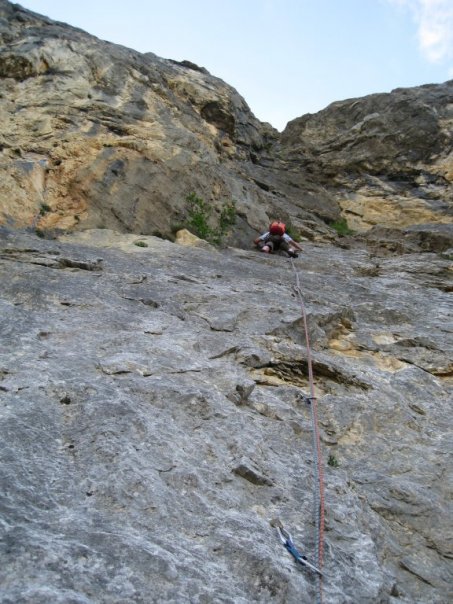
330 218 354 237
284 220 301 242
327 454 339 468
134 240 148 248
39 203 51 216
184 192 236 245
185 192 212 241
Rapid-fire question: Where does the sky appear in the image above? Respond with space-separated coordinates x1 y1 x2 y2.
18 0 453 131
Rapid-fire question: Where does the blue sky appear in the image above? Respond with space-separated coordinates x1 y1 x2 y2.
19 0 453 131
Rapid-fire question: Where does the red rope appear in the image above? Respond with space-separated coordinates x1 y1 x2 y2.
292 260 325 603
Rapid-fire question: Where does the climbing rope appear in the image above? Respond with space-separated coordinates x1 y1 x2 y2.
275 258 325 604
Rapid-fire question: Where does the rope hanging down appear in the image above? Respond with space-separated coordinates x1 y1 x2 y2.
275 258 325 604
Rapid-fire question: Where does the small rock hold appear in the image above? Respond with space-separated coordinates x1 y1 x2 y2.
232 463 274 486
227 379 255 405
408 402 426 415
57 257 103 271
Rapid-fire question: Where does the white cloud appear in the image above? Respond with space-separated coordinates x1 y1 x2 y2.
388 0 453 63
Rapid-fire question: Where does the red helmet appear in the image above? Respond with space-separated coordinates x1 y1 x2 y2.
269 221 286 236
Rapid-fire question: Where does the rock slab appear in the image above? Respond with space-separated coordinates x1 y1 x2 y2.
0 227 451 603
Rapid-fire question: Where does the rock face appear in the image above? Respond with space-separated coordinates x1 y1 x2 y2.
280 84 453 235
0 1 453 602
0 227 452 604
0 0 278 243
0 0 452 248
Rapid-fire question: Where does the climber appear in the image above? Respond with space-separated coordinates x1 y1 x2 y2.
254 220 302 258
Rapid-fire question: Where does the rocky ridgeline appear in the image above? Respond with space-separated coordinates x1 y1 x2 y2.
1 0 452 250
0 0 452 603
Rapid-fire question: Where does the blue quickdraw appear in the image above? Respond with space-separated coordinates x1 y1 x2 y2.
276 525 323 576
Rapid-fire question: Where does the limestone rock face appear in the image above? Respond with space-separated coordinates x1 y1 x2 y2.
1 0 451 247
0 227 452 604
0 2 452 600
0 0 278 241
280 84 453 234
